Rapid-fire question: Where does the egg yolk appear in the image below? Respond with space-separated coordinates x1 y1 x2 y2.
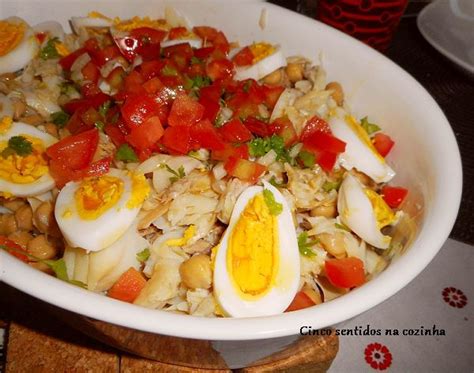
0 20 25 57
75 176 124 220
346 115 385 162
0 116 13 134
249 42 276 64
126 172 150 209
365 189 395 229
166 225 196 247
87 11 113 21
0 135 49 184
114 16 169 31
227 193 279 298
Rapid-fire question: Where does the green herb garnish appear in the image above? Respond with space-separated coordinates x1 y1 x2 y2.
115 144 139 163
98 100 112 117
335 222 351 232
248 135 290 162
164 164 186 183
190 75 212 89
262 189 283 216
322 180 341 193
136 248 150 263
190 56 202 65
297 232 319 257
269 176 287 188
162 65 178 76
60 82 78 96
2 136 33 158
298 150 315 168
50 111 70 128
94 121 105 131
39 37 60 60
360 116 381 135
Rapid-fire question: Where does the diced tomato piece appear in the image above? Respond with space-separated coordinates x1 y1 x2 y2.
161 125 192 154
63 92 110 113
301 116 332 141
303 131 346 154
218 118 252 143
200 84 222 102
285 291 316 312
168 26 188 40
303 146 338 173
0 236 29 262
49 157 111 188
121 93 160 128
163 43 194 60
126 116 164 151
232 46 254 66
168 94 205 127
262 85 284 109
142 77 164 94
213 31 230 53
122 70 146 96
131 27 167 45
140 60 166 80
325 258 365 288
211 143 249 161
65 108 91 135
243 117 272 137
107 267 146 303
92 45 121 67
86 157 112 177
47 128 99 170
81 82 101 98
190 119 226 151
198 95 220 123
193 26 219 41
381 186 408 208
373 133 395 157
194 46 215 59
270 117 297 146
59 48 87 70
224 157 266 183
105 124 126 147
206 59 234 81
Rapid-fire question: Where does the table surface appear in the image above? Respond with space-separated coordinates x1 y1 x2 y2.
1 4 474 373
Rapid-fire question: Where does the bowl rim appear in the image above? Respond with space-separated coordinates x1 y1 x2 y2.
0 2 463 341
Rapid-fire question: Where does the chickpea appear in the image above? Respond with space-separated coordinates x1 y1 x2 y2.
179 254 212 289
34 201 55 234
262 68 283 85
14 205 33 231
0 214 18 235
12 99 26 120
286 62 304 83
2 199 26 212
318 232 347 259
44 122 58 137
325 82 344 106
8 231 34 247
20 114 43 126
310 203 337 218
27 235 58 260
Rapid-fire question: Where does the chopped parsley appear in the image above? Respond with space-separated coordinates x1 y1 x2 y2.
191 75 212 89
269 176 287 188
50 111 70 128
262 189 283 216
136 248 150 263
164 164 186 183
335 222 351 232
248 135 290 162
2 136 33 158
98 100 112 117
297 232 319 257
60 82 78 96
322 180 341 193
94 120 105 131
39 37 60 60
190 56 202 65
360 116 381 135
162 65 178 77
115 144 138 163
298 150 315 168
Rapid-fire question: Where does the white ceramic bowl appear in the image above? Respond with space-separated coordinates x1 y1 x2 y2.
0 0 462 352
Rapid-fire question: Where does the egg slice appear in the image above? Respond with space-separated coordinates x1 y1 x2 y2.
337 173 395 249
0 121 57 197
71 12 114 33
329 115 395 183
0 17 39 75
55 169 150 252
33 21 65 41
234 43 286 82
213 181 300 317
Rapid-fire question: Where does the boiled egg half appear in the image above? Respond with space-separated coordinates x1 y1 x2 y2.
0 17 39 75
55 169 150 252
234 42 286 82
0 120 57 197
337 173 395 249
329 115 395 183
213 181 300 317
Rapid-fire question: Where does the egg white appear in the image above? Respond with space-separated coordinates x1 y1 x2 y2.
55 169 144 252
329 116 395 183
0 121 57 197
33 21 65 41
0 17 39 75
70 16 113 33
213 181 300 317
234 45 286 82
161 38 202 49
337 173 391 249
